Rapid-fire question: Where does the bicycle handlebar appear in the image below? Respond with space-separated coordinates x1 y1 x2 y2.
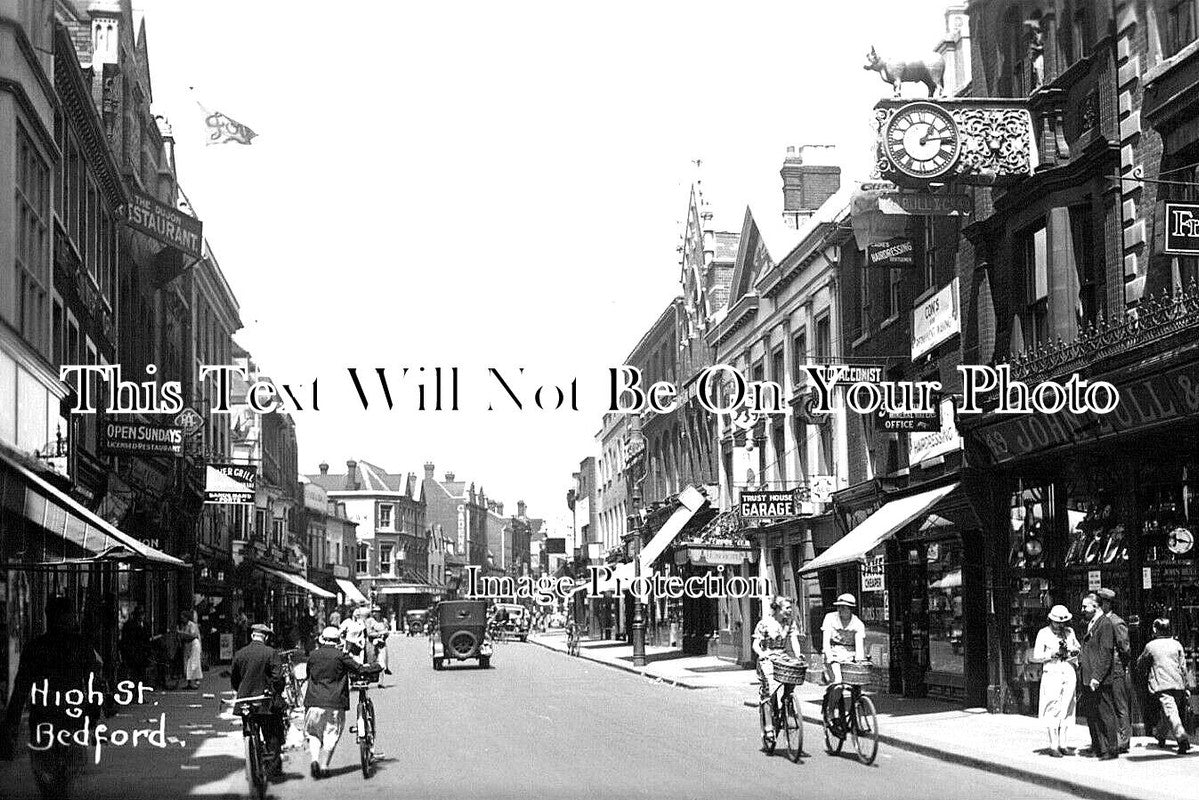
223 694 270 705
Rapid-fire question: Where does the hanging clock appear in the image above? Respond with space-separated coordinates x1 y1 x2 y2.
1167 526 1194 555
883 102 961 180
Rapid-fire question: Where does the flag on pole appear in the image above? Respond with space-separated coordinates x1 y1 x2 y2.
189 87 257 145
204 110 257 145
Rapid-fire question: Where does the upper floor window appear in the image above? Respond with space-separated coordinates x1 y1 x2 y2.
1167 0 1198 58
859 269 872 337
379 544 393 576
379 503 393 530
792 329 808 389
815 315 831 363
1019 222 1049 351
15 126 50 357
888 269 902 320
356 543 368 574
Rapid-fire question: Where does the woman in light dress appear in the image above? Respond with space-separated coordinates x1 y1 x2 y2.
1031 604 1080 756
177 610 204 689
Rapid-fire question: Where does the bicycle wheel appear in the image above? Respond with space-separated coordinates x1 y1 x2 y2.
357 701 373 779
782 693 803 763
822 691 845 755
851 694 879 765
247 727 267 800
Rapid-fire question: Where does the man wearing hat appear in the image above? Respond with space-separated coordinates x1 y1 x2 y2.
822 594 866 685
304 626 382 778
1097 588 1132 752
1079 593 1120 759
230 624 288 780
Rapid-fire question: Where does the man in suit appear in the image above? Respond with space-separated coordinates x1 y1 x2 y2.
1079 593 1119 760
230 623 288 780
1097 588 1132 752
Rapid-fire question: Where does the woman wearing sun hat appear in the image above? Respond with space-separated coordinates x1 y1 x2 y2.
821 593 866 685
1031 605 1081 756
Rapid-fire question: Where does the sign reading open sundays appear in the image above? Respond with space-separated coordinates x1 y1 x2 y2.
101 421 184 456
738 490 798 519
126 188 203 259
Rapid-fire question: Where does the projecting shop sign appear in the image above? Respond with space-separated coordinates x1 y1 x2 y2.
738 490 798 519
100 421 183 457
1164 201 1199 255
126 188 203 259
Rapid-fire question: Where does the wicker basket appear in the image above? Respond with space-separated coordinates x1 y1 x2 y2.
773 657 808 686
838 662 873 686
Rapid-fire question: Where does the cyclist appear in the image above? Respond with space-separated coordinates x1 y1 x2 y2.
752 595 803 750
230 623 288 783
821 593 866 685
304 626 382 779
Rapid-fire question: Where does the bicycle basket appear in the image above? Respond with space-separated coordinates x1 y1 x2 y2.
773 656 808 686
839 662 873 686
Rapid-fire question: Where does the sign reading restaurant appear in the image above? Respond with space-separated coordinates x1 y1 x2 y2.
100 421 184 456
126 188 204 259
738 490 798 519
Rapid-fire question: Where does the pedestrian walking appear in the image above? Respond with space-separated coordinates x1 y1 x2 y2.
339 605 370 665
1079 592 1119 760
0 597 104 800
1096 588 1132 752
368 606 391 675
1031 605 1080 756
177 611 203 689
1137 618 1192 754
303 626 382 779
119 605 151 686
230 623 288 781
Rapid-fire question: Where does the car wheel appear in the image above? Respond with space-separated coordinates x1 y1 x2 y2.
432 657 443 671
447 630 478 659
479 656 490 669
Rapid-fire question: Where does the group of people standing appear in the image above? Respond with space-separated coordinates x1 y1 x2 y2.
1035 588 1192 759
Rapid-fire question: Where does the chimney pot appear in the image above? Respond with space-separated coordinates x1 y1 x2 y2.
424 462 435 479
319 461 329 475
445 471 455 483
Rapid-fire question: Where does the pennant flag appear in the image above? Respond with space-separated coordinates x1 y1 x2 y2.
204 110 257 145
189 87 257 145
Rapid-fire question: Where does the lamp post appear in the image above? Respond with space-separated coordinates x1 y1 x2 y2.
627 427 648 668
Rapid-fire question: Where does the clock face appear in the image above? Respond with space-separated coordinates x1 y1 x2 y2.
884 102 961 179
1167 527 1194 555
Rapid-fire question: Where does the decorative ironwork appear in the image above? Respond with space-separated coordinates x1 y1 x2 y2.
953 107 1034 179
1006 281 1199 383
679 511 751 549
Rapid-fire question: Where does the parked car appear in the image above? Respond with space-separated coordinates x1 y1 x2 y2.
492 603 531 642
405 609 429 636
431 600 492 670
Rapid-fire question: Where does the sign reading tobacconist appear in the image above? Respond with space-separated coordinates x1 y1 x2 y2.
101 421 184 457
126 188 204 259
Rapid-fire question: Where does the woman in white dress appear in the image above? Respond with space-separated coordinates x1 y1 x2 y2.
1031 604 1080 756
178 611 203 689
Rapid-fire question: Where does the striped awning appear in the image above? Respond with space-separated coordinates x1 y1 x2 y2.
0 447 187 568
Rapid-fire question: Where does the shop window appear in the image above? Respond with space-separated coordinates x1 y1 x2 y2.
1018 222 1049 352
1166 0 1198 58
858 547 890 670
1140 464 1199 683
925 538 965 680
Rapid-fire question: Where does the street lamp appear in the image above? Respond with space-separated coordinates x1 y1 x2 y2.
627 432 648 668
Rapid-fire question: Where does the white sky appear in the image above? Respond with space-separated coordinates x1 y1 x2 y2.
138 0 952 529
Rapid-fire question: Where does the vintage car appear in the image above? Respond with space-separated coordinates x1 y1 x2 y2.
431 600 492 670
491 603 531 642
405 609 429 636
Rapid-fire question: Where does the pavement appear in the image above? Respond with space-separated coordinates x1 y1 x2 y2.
0 635 1109 799
529 630 1198 800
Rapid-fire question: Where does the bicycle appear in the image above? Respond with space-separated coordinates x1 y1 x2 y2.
351 680 377 779
277 648 304 709
760 656 805 762
223 694 271 800
821 661 879 765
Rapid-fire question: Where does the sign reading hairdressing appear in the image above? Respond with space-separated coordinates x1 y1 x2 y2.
126 188 204 259
866 237 915 267
738 490 798 519
1164 202 1199 255
909 397 961 464
101 421 183 456
912 278 960 358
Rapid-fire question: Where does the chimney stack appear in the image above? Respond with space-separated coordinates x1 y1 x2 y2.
424 462 435 479
444 471 455 483
319 461 329 475
780 145 840 229
517 500 527 517
346 460 358 490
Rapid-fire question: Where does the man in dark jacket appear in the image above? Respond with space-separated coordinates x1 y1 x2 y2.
230 623 288 780
304 626 381 779
1096 587 1132 752
1079 593 1119 760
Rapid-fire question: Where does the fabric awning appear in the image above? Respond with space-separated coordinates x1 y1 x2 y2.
799 483 959 575
258 565 336 598
0 447 187 568
375 584 434 595
335 578 369 605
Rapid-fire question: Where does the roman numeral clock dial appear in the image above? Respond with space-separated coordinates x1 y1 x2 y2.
883 102 960 180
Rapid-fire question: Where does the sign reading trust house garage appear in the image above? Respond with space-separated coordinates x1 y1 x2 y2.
738 491 798 519
100 421 184 457
126 188 203 259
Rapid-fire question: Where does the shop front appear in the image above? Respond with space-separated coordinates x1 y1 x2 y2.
671 508 755 664
966 338 1199 728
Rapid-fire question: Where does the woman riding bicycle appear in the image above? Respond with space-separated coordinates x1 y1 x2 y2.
821 593 866 685
752 596 804 748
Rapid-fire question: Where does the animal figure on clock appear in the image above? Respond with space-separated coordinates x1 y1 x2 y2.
864 46 945 97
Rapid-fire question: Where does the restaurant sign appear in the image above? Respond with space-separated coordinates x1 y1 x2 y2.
101 421 183 457
1163 201 1199 255
126 188 203 259
205 464 256 504
738 490 798 519
912 278 960 358
676 548 753 566
975 359 1199 464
